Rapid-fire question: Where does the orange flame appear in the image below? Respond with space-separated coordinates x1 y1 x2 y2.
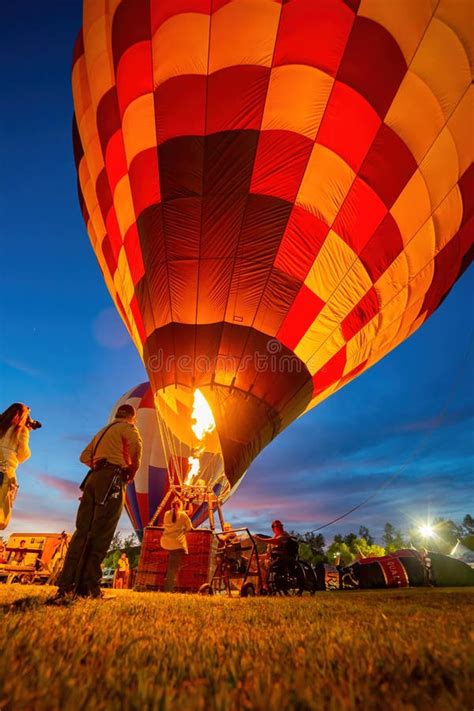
185 390 216 486
187 455 201 482
191 389 216 441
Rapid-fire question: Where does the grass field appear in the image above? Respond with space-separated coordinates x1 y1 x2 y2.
0 586 473 710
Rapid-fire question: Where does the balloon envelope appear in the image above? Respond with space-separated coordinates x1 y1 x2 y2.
74 0 473 496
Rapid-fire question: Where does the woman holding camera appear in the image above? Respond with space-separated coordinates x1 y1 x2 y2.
0 403 31 529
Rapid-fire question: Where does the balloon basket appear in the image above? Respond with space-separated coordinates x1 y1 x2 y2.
135 528 218 592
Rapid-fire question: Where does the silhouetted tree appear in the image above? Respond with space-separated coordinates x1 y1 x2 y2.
358 526 374 546
326 541 352 566
343 532 357 547
326 535 385 565
292 531 326 565
382 523 406 552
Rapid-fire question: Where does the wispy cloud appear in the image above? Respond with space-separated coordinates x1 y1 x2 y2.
390 408 474 434
5 508 73 533
0 357 45 379
227 491 323 519
62 433 90 443
36 473 81 499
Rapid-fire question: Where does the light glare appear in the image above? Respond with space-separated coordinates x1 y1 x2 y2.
419 524 434 538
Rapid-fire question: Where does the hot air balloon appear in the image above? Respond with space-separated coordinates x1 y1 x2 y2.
110 382 239 537
73 0 473 523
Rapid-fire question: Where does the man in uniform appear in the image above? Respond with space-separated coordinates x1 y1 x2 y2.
55 404 142 599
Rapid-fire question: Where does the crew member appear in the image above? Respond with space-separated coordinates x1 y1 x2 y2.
218 522 241 562
255 520 295 587
160 498 192 592
218 522 246 583
220 522 238 545
0 403 31 529
114 551 130 589
55 404 142 599
255 520 291 558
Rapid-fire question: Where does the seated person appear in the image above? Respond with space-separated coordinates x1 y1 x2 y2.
9 539 27 565
255 521 298 587
255 520 292 560
218 523 245 572
219 522 238 546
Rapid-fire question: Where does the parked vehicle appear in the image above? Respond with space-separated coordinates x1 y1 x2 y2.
101 567 115 588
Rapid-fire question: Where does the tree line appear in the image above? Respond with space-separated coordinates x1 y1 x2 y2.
294 513 474 567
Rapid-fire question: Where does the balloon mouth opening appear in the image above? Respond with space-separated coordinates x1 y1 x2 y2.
153 384 230 501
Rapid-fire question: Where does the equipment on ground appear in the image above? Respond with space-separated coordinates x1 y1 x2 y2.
0 533 70 585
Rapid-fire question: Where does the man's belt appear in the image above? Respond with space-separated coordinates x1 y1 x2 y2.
93 459 129 480
80 460 131 492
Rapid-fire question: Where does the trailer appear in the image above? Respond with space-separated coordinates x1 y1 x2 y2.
0 532 70 585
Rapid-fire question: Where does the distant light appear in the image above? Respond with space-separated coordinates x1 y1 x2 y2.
419 524 434 538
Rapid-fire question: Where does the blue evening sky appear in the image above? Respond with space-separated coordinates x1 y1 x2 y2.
1 3 472 543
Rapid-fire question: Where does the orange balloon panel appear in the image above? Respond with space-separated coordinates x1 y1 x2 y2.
73 0 473 487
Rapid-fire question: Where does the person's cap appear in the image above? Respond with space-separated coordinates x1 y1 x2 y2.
115 404 137 419
271 520 283 528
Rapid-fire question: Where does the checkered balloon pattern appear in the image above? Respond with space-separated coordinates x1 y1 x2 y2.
74 0 473 510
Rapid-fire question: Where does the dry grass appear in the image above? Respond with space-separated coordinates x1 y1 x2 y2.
0 585 473 711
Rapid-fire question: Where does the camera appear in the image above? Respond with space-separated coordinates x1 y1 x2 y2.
26 417 42 430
